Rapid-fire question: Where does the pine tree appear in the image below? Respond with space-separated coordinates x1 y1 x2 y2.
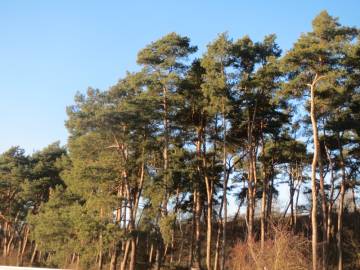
282 11 358 270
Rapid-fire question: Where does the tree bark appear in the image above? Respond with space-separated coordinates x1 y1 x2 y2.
109 246 118 270
202 131 213 270
220 100 227 270
120 240 131 270
129 238 137 270
3 221 8 257
30 243 38 266
149 242 154 265
337 133 346 270
193 189 202 269
310 77 321 270
318 150 328 270
214 220 221 270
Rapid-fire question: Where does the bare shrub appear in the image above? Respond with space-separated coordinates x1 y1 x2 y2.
227 224 312 270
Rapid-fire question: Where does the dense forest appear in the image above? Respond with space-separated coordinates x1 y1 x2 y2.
1 11 360 270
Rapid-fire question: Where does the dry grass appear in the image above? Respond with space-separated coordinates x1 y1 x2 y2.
227 224 312 270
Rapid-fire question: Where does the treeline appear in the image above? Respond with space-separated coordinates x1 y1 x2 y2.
1 11 360 270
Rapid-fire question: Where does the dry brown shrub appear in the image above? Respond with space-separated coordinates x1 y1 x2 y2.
227 224 312 270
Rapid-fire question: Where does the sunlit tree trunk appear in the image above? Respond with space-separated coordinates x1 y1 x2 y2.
220 100 227 270
319 151 328 270
310 76 321 270
203 129 213 270
337 133 346 270
120 240 130 270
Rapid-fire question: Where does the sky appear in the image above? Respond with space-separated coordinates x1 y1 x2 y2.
1 0 360 155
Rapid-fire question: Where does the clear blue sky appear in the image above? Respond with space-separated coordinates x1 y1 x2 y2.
1 0 359 153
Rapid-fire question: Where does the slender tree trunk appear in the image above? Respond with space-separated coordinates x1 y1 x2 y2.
220 101 227 270
310 80 319 270
260 166 267 249
3 222 8 257
214 220 221 270
318 151 328 270
216 169 227 270
120 240 131 270
260 123 268 249
205 181 212 270
76 254 80 270
337 181 345 270
192 135 203 269
193 189 201 269
16 239 22 266
98 249 103 270
6 232 14 256
163 85 169 214
170 230 175 264
71 253 76 265
248 151 257 242
149 242 154 265
326 144 335 242
188 199 195 267
203 137 213 270
267 170 274 220
177 242 183 265
248 154 254 241
109 246 118 270
154 244 162 270
30 243 38 265
290 168 295 227
129 237 137 270
294 179 303 230
163 244 169 261
337 133 346 270
19 224 29 265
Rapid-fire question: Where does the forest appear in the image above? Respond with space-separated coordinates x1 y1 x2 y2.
1 10 360 270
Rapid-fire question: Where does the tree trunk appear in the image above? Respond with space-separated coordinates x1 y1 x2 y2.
19 225 29 265
177 222 184 264
6 232 14 257
205 180 212 270
98 249 103 270
129 238 137 270
214 218 222 270
188 201 195 267
337 133 346 270
260 171 267 249
260 124 267 249
294 179 302 230
318 151 328 270
337 181 345 270
193 189 201 269
3 222 8 257
154 244 162 270
220 101 227 270
326 144 335 242
310 80 319 270
267 173 274 220
163 85 169 213
109 245 118 270
247 152 257 242
120 240 131 270
76 254 80 270
16 239 22 266
170 230 175 264
30 243 38 265
149 242 154 265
